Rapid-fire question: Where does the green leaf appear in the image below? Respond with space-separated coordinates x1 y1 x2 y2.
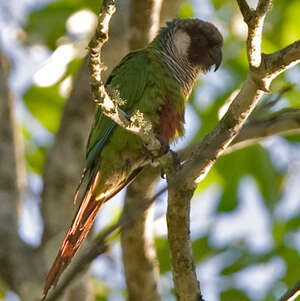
194 168 224 194
192 236 221 263
285 87 300 107
155 237 171 274
273 222 286 246
23 84 65 133
24 0 101 49
281 1 300 47
284 134 300 144
215 145 283 212
221 251 272 276
65 58 82 77
210 0 225 10
221 289 251 301
286 216 300 231
279 248 300 286
26 145 47 174
179 2 193 18
25 6 72 49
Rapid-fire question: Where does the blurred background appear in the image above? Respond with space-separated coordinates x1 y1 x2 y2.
0 0 300 300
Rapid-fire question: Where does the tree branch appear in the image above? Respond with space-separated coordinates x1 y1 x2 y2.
237 0 272 69
263 40 300 82
226 108 300 153
121 167 161 301
165 0 299 299
0 51 44 301
166 182 203 301
160 0 184 26
278 280 300 301
129 0 163 49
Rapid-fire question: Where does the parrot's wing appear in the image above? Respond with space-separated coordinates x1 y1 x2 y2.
86 50 150 163
75 50 151 200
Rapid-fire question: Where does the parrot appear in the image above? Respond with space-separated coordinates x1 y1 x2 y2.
43 18 223 298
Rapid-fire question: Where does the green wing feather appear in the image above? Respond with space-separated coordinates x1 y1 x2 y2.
86 50 150 161
75 50 150 199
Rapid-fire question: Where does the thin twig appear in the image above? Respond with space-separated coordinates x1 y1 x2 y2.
278 281 300 301
251 85 294 118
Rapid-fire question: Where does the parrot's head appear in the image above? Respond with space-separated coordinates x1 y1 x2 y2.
157 18 223 73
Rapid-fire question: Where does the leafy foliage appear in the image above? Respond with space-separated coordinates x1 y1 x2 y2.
25 0 101 49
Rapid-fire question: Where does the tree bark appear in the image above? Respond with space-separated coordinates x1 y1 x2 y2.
121 167 161 301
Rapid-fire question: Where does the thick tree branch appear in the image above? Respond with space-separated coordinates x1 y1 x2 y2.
166 184 203 301
0 51 44 301
121 168 161 301
160 0 184 26
166 0 299 300
170 0 300 192
129 0 163 49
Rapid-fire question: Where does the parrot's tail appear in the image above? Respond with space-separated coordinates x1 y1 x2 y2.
42 171 102 299
42 167 144 300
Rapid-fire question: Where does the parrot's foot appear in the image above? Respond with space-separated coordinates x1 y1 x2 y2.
155 134 170 156
169 149 181 170
142 134 169 160
142 135 181 174
160 149 181 179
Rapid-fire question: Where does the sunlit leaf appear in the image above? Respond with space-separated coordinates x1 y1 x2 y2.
192 236 221 263
281 1 300 46
279 248 300 286
215 145 283 212
155 237 171 274
221 289 251 301
26 145 47 174
23 84 65 133
24 0 101 49
179 1 193 18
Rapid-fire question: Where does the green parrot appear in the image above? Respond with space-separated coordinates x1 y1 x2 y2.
43 18 223 297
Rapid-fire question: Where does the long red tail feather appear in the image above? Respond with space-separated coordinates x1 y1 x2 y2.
42 167 143 300
43 172 101 299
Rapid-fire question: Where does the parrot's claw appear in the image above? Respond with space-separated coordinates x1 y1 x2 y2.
169 149 181 170
160 150 181 179
141 135 181 172
155 134 170 156
141 135 170 161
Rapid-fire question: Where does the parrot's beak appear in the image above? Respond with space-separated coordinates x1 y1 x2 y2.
210 46 222 71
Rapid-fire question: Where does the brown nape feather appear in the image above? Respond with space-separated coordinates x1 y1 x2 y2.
42 172 101 299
